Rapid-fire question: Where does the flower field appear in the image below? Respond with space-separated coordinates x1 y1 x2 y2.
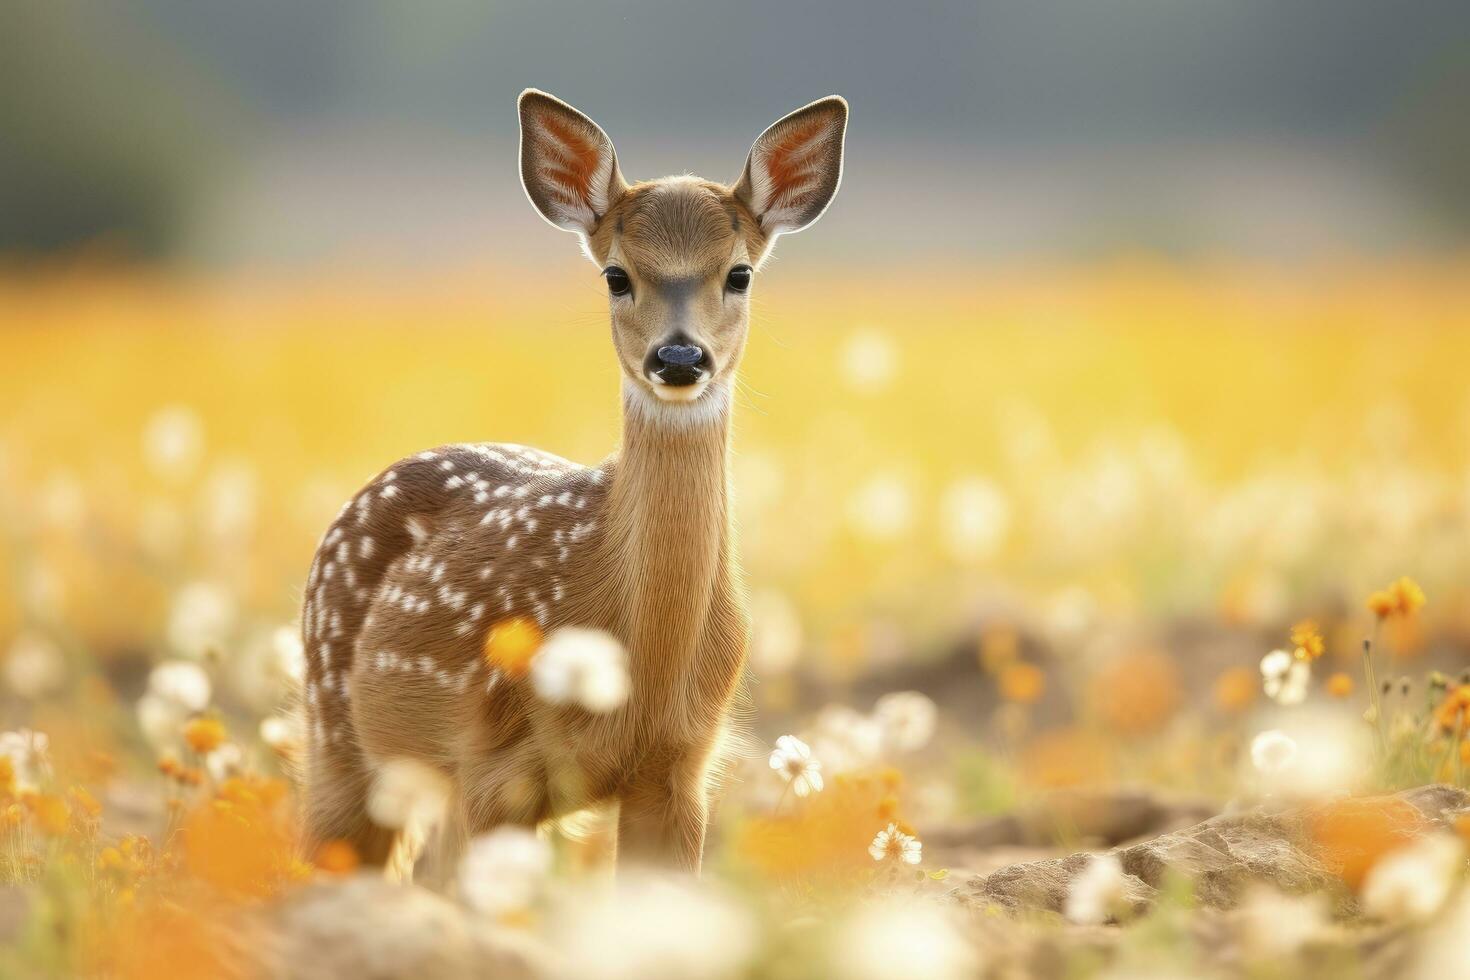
2 258 1470 977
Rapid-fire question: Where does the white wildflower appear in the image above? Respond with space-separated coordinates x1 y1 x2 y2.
38 472 85 531
555 872 756 980
868 823 923 865
848 474 914 542
203 458 257 538
873 691 937 753
1250 729 1298 773
1412 887 1470 978
136 694 185 750
1261 649 1309 705
4 633 65 699
205 741 244 782
831 895 978 980
1065 853 1131 925
748 590 803 676
271 626 306 683
1248 708 1371 798
530 627 629 713
458 827 552 915
368 757 450 830
807 704 884 773
148 660 212 712
167 582 235 660
1361 834 1464 922
840 326 897 395
0 729 51 792
143 404 204 479
1237 884 1328 958
769 734 824 797
940 477 1011 562
258 714 300 751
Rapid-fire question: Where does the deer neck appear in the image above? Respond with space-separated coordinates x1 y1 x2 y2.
601 379 733 672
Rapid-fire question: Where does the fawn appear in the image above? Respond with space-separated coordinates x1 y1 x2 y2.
300 89 847 873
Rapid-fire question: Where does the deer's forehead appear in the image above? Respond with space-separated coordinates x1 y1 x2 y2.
596 181 762 276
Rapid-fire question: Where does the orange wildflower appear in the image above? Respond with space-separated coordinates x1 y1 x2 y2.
183 717 227 755
1091 651 1181 737
31 794 70 836
314 839 360 875
1325 672 1354 698
483 617 543 677
1290 620 1325 662
1434 685 1470 738
1367 577 1427 620
1212 666 1257 714
1307 795 1425 891
1020 727 1114 789
69 784 103 820
997 662 1046 704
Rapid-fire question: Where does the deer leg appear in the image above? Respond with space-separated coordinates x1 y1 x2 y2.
617 755 709 874
413 790 470 893
302 742 397 867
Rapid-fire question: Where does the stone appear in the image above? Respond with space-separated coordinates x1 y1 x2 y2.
258 874 546 980
955 785 1470 919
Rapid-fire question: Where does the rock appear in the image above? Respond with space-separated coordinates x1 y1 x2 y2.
926 787 1217 853
1115 810 1338 910
258 874 548 980
1395 783 1470 825
955 784 1470 919
957 851 1156 917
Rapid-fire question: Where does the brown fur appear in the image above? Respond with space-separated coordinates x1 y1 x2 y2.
300 89 846 874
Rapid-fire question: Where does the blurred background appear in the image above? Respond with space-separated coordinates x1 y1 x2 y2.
3 0 1470 808
6 0 1470 264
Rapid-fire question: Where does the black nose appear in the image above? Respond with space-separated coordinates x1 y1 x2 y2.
657 345 704 367
649 344 708 386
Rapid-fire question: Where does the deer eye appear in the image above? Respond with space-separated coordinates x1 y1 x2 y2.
604 266 631 296
725 265 752 293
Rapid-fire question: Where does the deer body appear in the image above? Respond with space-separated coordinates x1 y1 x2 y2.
301 91 847 873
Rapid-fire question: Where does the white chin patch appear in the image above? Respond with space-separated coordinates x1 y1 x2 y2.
649 378 708 403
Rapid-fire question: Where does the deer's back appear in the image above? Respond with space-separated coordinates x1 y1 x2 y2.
301 443 611 771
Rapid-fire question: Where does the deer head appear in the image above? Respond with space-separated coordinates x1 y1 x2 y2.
518 89 847 409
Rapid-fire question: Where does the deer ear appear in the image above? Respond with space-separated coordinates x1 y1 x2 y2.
733 96 848 239
518 89 627 235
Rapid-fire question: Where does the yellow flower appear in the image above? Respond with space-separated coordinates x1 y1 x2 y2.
1367 577 1427 620
183 716 227 755
1291 620 1325 661
1325 672 1354 699
483 617 543 678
